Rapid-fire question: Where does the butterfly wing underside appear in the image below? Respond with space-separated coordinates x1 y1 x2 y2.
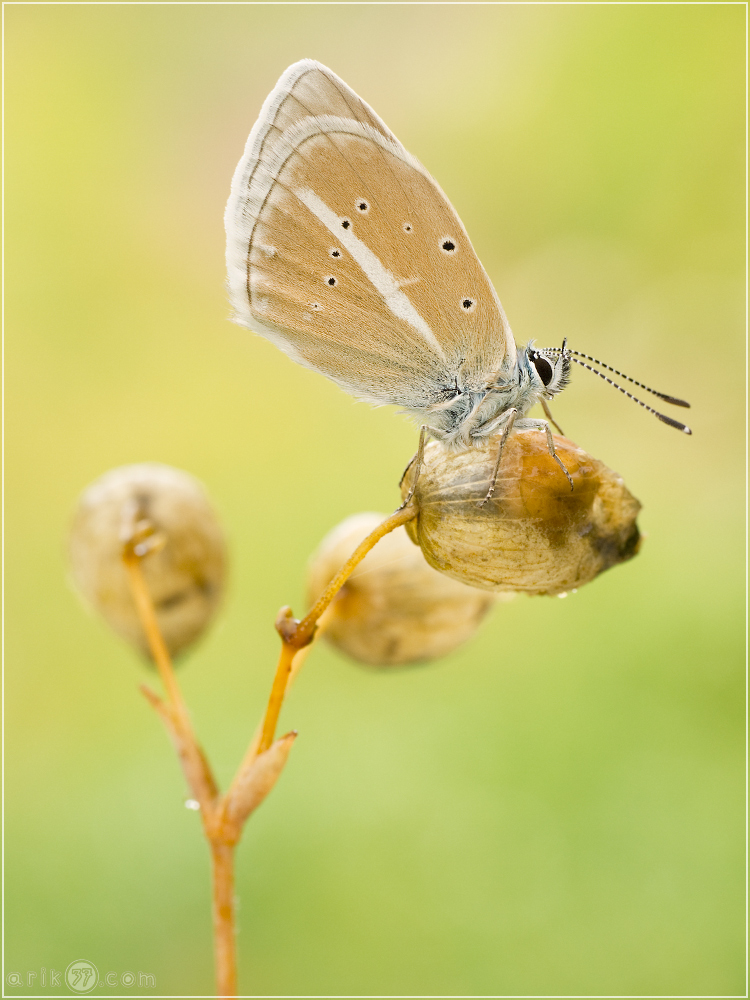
225 59 515 409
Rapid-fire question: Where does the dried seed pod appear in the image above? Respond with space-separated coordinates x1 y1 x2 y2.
307 512 497 667
68 464 226 658
401 431 641 596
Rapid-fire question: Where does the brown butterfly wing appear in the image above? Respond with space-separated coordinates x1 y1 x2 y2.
226 60 515 408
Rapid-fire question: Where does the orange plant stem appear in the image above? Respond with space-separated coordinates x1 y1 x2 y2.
226 616 328 800
124 545 235 997
257 640 297 755
122 550 186 717
295 503 417 647
211 841 238 998
256 504 417 754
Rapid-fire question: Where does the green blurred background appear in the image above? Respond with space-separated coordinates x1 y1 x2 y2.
5 5 745 997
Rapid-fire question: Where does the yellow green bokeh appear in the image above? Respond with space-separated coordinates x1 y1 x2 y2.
5 5 744 996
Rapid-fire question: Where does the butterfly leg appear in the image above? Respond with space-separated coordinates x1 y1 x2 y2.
542 421 573 490
516 418 574 490
397 425 428 509
540 398 564 436
398 452 416 490
477 408 518 508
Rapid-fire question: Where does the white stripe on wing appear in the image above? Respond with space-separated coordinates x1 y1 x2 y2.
295 186 446 361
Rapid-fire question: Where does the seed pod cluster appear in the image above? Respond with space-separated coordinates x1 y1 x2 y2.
307 512 497 667
68 464 226 658
401 431 641 596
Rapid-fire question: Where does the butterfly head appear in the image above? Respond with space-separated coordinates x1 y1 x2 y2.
524 341 571 400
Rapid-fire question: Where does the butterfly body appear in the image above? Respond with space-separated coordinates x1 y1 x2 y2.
405 341 572 449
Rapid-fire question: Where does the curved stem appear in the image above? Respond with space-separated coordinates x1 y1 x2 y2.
123 549 218 811
294 503 417 648
257 504 417 754
124 542 235 996
122 549 185 716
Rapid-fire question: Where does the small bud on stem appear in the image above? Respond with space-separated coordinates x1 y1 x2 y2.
68 463 226 658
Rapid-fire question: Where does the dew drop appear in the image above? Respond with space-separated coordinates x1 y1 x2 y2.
185 799 200 811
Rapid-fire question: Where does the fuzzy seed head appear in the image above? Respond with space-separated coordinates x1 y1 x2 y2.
401 432 641 596
307 512 497 667
68 464 226 657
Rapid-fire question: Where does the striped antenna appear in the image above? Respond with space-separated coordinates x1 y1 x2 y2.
560 355 692 434
540 346 691 409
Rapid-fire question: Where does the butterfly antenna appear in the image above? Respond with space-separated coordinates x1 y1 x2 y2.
541 347 690 408
561 356 692 434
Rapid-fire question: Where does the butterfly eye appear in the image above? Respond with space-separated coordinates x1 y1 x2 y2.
460 298 476 313
355 199 370 214
329 248 342 258
325 276 338 287
341 218 351 230
531 353 554 386
441 238 457 254
403 223 413 233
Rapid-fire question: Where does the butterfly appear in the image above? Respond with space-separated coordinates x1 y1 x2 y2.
225 60 690 498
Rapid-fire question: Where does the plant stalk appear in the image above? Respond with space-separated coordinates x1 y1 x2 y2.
120 505 414 992
123 540 237 997
294 503 417 648
211 841 238 998
257 504 417 753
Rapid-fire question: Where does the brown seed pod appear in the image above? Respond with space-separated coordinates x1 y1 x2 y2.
68 464 226 658
307 512 498 667
401 431 641 596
